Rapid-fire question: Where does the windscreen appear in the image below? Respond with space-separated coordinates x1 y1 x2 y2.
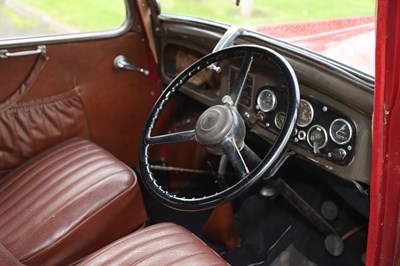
159 0 376 76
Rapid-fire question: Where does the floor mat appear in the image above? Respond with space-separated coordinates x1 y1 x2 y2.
270 245 317 266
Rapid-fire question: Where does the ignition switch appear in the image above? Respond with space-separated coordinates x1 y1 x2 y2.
307 125 328 155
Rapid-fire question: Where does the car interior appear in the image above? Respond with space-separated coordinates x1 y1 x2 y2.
0 0 373 265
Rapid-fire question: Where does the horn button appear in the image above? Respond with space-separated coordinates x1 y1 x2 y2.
195 105 245 155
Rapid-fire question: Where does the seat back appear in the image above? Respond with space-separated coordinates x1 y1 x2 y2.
0 138 147 265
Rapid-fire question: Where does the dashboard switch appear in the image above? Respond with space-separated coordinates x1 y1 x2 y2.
307 125 328 155
329 148 347 161
313 141 320 155
245 111 264 127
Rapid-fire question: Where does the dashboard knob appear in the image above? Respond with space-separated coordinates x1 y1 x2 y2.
329 148 347 161
244 111 264 127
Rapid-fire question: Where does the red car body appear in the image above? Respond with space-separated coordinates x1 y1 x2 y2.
254 16 375 75
368 0 400 265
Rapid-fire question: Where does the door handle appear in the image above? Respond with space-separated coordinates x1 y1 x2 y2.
114 55 150 76
0 45 46 59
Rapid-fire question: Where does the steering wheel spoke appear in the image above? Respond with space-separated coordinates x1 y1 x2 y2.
222 139 249 178
241 144 262 170
230 52 254 107
147 129 196 145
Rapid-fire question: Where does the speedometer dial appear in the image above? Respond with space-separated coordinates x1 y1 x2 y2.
297 99 314 127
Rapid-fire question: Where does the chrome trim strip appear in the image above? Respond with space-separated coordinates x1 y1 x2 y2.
0 0 134 48
212 26 245 52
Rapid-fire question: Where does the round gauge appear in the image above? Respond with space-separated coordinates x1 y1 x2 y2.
297 99 314 127
257 89 277 113
329 118 353 145
274 112 286 129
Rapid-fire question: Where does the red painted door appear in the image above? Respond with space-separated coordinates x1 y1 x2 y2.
367 0 400 265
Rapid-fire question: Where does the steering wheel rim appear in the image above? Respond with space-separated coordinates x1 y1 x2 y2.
139 45 300 211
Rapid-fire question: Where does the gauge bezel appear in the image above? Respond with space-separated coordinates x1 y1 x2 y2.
329 118 353 145
274 111 286 130
307 125 328 150
297 99 314 127
257 88 277 113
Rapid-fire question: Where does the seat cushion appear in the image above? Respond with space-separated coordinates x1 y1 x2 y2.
79 223 229 266
0 137 147 265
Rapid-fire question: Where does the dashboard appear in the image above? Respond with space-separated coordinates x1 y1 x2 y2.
159 29 373 184
232 66 357 166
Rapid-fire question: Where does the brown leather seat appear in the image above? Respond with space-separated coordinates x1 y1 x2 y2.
79 223 228 266
0 138 228 265
0 223 228 266
0 138 147 265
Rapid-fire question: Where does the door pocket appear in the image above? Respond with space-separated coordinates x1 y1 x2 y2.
0 88 90 171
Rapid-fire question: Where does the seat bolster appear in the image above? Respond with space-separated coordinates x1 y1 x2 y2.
0 137 147 265
79 223 229 266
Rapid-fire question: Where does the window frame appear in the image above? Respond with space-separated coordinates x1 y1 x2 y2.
0 0 134 48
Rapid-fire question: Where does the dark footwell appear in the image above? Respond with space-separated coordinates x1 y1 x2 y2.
221 174 367 266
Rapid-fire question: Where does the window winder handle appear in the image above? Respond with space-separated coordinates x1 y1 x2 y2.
113 55 150 76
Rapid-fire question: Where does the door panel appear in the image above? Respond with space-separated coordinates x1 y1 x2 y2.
0 31 155 170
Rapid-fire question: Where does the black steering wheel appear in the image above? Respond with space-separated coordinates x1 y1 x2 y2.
139 45 300 211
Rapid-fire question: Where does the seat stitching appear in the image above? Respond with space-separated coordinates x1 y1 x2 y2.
132 241 195 266
0 139 89 193
83 231 189 265
0 150 107 218
2 158 117 243
0 152 111 229
81 223 180 261
0 140 95 199
163 251 210 266
18 169 138 263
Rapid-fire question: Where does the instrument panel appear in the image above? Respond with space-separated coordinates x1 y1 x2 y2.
253 85 356 165
229 67 357 165
160 43 371 183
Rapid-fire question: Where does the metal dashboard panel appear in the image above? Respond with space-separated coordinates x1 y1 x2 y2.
157 18 373 184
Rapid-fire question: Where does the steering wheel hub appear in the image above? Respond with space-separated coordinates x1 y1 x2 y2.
195 105 245 155
198 109 223 131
